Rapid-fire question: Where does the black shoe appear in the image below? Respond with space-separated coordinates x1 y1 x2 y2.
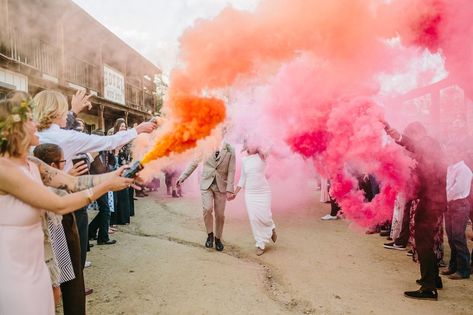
97 240 117 245
416 277 443 289
383 242 407 251
205 233 214 248
440 269 456 276
404 289 438 300
88 235 97 241
379 230 390 237
215 238 224 251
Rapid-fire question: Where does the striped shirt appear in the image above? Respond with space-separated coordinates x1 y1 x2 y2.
46 212 76 284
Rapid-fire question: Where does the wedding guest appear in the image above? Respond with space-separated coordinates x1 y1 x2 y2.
386 121 446 300
320 177 330 203
441 142 472 279
33 90 156 171
33 143 85 315
164 167 181 197
88 130 117 245
112 119 134 224
0 92 133 314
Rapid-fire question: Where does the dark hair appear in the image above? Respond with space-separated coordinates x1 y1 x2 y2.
33 143 63 165
74 118 85 130
113 118 127 134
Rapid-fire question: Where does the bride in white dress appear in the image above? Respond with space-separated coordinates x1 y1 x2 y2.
234 143 277 256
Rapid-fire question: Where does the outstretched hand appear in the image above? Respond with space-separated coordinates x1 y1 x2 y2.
71 90 92 114
135 121 157 134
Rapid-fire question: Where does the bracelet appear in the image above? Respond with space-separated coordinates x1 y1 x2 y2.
85 188 94 203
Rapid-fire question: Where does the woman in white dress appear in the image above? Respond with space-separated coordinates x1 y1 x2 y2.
234 143 277 256
0 92 132 314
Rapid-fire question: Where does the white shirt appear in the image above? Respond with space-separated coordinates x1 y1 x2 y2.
38 124 137 171
446 160 473 202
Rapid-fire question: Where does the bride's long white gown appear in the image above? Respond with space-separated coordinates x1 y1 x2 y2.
238 154 276 249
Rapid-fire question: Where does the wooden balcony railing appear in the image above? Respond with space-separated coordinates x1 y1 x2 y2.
126 82 143 111
1 28 59 76
64 56 100 91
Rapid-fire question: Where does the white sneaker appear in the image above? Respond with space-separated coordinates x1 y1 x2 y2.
321 214 338 220
84 261 92 268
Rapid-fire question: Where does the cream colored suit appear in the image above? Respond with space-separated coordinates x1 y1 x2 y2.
178 143 236 238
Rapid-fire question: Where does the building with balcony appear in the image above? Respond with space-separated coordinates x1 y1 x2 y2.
0 0 161 131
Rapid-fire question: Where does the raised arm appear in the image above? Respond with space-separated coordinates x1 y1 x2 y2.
29 156 126 192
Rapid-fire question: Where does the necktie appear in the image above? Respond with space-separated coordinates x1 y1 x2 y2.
215 150 220 159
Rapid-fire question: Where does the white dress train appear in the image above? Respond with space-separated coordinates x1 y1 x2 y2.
238 154 275 249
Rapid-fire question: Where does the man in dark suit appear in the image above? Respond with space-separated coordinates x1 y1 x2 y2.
386 122 447 300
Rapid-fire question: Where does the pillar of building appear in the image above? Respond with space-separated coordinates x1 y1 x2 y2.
98 104 105 130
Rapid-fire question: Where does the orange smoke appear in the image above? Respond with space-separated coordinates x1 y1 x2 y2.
140 94 226 164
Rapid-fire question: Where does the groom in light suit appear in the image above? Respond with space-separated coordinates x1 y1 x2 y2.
177 142 236 251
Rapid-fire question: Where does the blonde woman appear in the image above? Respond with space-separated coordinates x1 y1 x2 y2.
0 92 133 314
33 90 156 171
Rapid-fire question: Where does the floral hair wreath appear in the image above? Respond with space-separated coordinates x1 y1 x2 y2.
0 99 34 149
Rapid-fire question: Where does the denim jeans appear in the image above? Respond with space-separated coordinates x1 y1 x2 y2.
446 198 471 277
88 194 111 243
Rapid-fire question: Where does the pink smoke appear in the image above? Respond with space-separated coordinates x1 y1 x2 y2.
165 0 472 227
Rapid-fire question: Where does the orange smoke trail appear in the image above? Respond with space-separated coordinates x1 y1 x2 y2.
140 94 226 164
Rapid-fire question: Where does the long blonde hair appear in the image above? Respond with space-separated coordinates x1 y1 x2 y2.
0 92 33 157
33 90 68 131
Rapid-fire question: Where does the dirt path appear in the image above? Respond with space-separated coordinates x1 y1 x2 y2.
80 190 473 315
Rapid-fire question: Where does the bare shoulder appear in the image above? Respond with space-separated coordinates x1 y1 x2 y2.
0 158 23 193
0 158 17 176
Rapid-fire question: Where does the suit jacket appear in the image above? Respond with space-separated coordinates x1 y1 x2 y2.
90 151 115 175
179 143 236 193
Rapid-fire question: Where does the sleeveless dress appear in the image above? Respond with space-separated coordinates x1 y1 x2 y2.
238 154 276 249
0 161 55 315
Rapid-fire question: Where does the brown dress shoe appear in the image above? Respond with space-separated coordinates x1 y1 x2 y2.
85 288 94 296
448 272 470 280
440 269 455 276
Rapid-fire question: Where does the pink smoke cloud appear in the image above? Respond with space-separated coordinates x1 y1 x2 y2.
160 0 472 227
